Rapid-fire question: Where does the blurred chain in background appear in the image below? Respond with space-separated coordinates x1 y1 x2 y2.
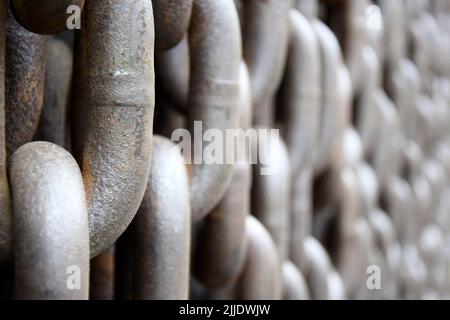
0 0 450 300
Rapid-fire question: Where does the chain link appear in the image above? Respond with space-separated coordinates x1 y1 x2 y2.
0 0 449 300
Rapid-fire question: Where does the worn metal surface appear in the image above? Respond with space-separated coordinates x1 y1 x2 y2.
10 142 89 299
6 12 46 158
11 0 85 35
35 37 73 147
152 0 192 51
83 0 155 257
0 2 11 264
187 0 240 222
132 136 190 300
193 62 251 288
2 0 450 301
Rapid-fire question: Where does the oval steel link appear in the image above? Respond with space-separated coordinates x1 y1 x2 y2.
282 261 310 300
279 9 321 175
152 0 192 51
1 0 450 301
83 0 155 257
10 142 89 299
236 216 282 300
187 0 241 222
251 133 291 262
132 136 190 300
193 62 251 288
242 0 292 126
11 0 85 35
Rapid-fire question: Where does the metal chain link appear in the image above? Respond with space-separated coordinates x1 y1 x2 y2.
0 0 449 300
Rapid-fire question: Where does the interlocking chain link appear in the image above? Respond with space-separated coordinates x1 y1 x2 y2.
0 0 449 300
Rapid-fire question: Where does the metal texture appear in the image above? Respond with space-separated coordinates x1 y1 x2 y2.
35 37 73 146
152 0 192 51
11 0 85 35
187 0 240 222
132 136 190 300
279 9 321 175
83 0 155 257
0 1 11 264
2 0 450 301
193 62 251 288
10 142 89 299
236 216 282 300
251 133 291 261
6 12 46 158
313 20 342 173
282 261 310 300
242 0 292 126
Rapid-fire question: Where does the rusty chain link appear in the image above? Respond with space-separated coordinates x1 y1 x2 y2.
0 0 449 301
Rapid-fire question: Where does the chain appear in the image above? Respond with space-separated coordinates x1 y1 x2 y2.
0 0 449 300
